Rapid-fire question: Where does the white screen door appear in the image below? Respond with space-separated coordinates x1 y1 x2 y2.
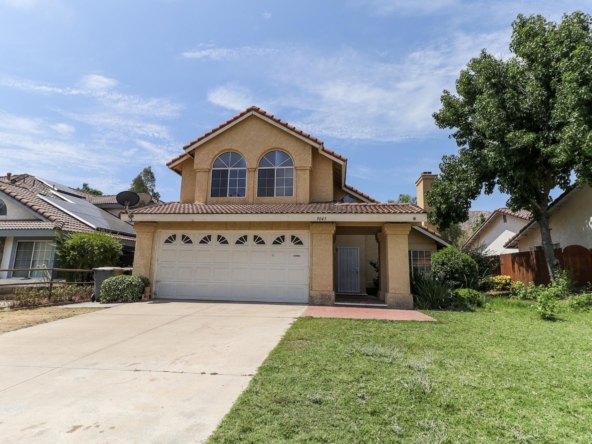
337 247 359 293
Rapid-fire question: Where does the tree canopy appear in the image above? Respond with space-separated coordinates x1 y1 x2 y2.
428 12 592 277
388 194 417 204
77 183 103 196
129 166 160 200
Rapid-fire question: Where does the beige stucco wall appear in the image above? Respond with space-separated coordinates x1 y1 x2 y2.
0 193 39 220
516 186 592 251
408 228 438 252
309 150 333 202
188 115 322 204
465 213 524 255
180 158 196 203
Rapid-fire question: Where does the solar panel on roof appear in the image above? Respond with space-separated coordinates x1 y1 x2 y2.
40 194 136 236
36 177 85 198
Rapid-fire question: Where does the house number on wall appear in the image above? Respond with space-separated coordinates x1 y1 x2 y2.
316 216 327 221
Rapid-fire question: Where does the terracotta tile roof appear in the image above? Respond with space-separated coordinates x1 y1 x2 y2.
167 106 348 168
131 202 426 215
344 184 378 203
414 225 452 245
166 152 191 167
0 174 135 239
503 184 583 248
496 208 532 221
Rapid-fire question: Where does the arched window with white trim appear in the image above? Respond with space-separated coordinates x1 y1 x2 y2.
257 150 294 197
211 152 247 197
0 198 6 216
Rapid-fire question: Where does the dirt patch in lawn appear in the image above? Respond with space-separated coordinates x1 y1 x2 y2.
0 307 103 334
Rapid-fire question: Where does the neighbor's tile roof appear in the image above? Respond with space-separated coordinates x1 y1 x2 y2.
167 106 348 167
0 220 60 230
495 208 532 221
131 202 425 215
0 174 135 240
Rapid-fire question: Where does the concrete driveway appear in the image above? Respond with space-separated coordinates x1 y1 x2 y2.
0 301 305 443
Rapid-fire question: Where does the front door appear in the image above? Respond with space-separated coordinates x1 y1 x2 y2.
337 247 359 293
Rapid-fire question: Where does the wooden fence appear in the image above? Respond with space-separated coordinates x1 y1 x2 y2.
499 245 592 286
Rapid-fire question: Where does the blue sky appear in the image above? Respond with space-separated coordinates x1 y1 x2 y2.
0 0 590 209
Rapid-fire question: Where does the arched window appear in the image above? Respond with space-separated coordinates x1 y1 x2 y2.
257 150 294 197
0 198 6 216
211 152 247 198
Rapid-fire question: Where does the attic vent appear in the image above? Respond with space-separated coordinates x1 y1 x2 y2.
340 195 356 203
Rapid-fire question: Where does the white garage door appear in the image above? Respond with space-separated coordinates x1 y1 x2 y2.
154 231 310 303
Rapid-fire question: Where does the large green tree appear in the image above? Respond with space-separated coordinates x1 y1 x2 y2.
428 12 592 278
129 166 160 200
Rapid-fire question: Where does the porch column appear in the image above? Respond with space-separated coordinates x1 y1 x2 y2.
133 223 157 283
376 232 387 301
382 223 413 309
309 223 336 305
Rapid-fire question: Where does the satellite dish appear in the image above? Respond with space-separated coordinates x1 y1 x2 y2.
116 191 140 221
116 191 140 207
136 193 152 207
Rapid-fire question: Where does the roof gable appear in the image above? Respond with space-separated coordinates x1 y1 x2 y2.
463 208 531 250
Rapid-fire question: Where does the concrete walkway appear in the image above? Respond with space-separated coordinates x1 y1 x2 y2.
304 305 435 321
0 301 305 443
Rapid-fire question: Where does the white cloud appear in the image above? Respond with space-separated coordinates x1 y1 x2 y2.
78 74 118 91
263 12 272 19
50 122 75 135
0 111 42 134
205 31 509 141
181 45 277 60
0 75 182 119
207 84 255 111
0 75 181 192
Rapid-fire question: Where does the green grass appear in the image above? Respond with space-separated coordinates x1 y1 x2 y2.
208 298 592 443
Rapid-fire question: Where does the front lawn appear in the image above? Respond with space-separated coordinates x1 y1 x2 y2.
208 298 592 443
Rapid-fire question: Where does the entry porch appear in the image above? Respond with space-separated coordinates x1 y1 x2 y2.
309 223 422 309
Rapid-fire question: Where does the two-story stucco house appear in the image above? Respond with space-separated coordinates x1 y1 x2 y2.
129 107 449 309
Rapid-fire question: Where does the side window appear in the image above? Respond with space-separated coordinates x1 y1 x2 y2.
0 198 6 216
409 250 432 277
211 152 247 198
257 150 294 197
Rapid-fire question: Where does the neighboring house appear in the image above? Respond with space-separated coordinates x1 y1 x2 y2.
0 174 136 279
462 208 531 255
505 184 592 251
129 106 449 309
85 194 160 217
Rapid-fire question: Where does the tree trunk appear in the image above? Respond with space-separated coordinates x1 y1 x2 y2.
538 212 559 279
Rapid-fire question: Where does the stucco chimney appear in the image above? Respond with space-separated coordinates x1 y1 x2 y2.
6 172 11 181
415 171 438 212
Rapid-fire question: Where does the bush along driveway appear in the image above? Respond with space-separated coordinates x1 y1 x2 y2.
208 298 592 443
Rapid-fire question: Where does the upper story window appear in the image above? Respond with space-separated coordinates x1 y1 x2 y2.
257 150 294 197
211 151 247 198
0 198 6 216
